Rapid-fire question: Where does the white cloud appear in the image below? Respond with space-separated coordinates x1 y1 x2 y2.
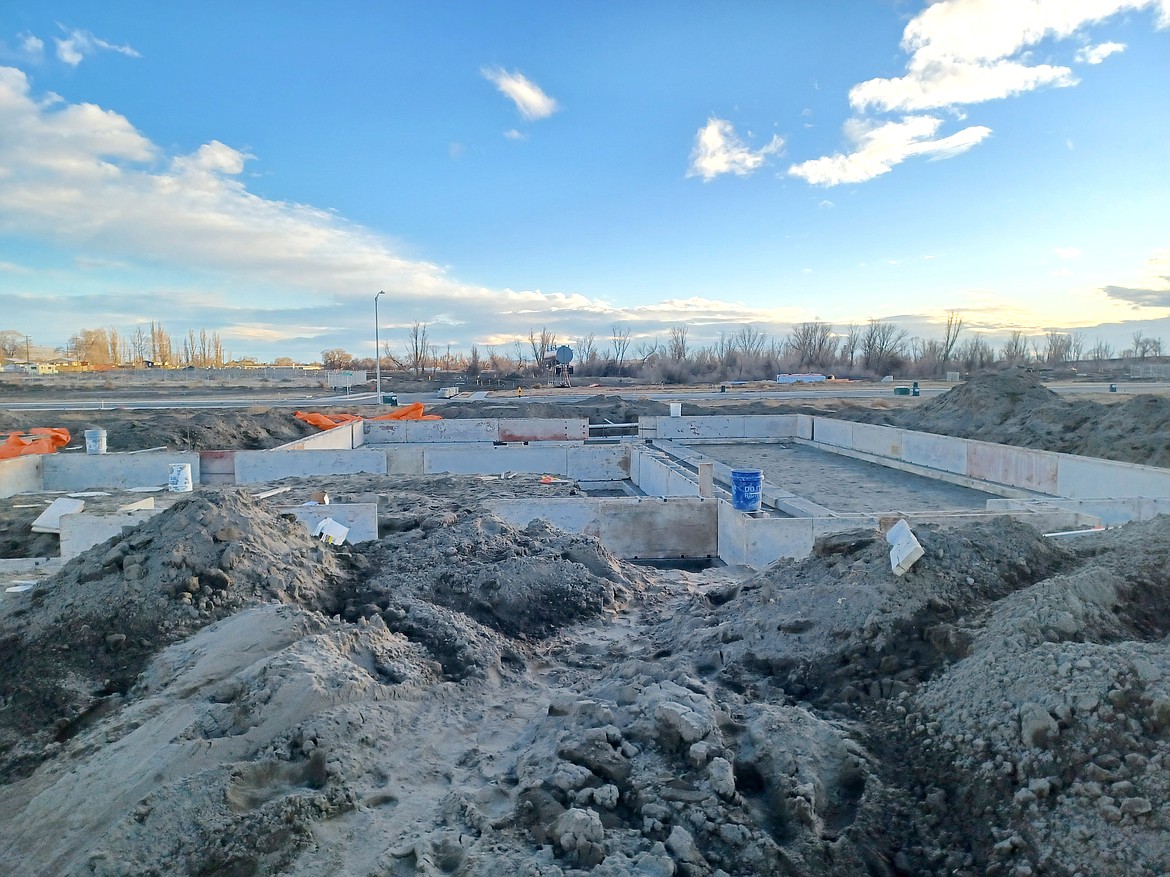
0 64 818 354
54 27 140 67
19 32 44 56
850 0 1164 114
789 0 1168 187
480 67 558 121
1076 41 1127 63
503 128 526 140
1054 246 1082 260
788 116 990 186
686 118 784 182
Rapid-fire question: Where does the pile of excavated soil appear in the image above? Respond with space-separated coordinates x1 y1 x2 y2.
843 371 1170 467
5 468 1170 875
0 407 316 452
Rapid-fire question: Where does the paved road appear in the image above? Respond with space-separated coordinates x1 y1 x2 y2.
3 382 1167 412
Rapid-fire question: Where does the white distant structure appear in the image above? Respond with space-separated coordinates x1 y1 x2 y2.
775 373 826 384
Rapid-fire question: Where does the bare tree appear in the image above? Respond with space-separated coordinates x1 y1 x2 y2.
467 345 481 377
1000 330 1030 366
128 326 148 364
840 323 862 369
786 321 836 369
149 322 173 366
1087 338 1114 365
528 326 556 372
635 339 660 366
0 330 21 360
107 327 122 366
733 325 767 358
860 319 909 376
1042 332 1074 364
667 325 689 362
574 333 598 369
405 322 429 376
609 326 631 372
955 335 995 371
940 310 964 364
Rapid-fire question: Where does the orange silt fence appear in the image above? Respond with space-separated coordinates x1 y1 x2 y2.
0 427 71 460
294 405 441 431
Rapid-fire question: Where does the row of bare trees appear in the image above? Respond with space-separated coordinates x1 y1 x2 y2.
58 323 227 368
333 316 1163 384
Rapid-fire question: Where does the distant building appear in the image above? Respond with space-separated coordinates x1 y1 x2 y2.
14 362 59 375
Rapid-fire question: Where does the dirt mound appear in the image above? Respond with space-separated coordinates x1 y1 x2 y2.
0 488 353 782
906 370 1062 435
839 371 1170 466
6 471 1170 876
434 393 671 423
0 407 316 452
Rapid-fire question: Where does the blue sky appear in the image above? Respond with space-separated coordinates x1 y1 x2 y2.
1 0 1168 363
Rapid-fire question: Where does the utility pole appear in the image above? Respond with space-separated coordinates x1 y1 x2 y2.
374 290 385 398
25 335 30 363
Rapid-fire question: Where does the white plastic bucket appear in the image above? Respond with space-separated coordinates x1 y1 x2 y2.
84 429 107 455
669 403 682 417
167 463 193 492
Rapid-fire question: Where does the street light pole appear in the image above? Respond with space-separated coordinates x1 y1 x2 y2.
374 290 385 398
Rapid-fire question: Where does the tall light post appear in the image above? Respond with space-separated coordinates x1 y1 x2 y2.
374 290 385 398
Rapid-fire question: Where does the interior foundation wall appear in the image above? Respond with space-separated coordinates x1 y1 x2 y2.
43 452 202 491
0 456 44 498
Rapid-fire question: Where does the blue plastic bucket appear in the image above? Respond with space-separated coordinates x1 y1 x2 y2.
730 469 763 512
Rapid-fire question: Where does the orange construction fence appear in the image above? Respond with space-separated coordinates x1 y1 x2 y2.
294 403 441 431
0 428 72 460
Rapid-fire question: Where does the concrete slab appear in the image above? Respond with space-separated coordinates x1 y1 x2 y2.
59 509 161 560
693 442 996 514
32 497 85 534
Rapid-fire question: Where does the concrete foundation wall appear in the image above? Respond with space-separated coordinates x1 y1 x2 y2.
199 451 236 486
274 422 360 451
365 418 588 445
415 443 628 480
43 452 202 491
0 456 44 498
233 449 387 484
275 503 379 544
987 496 1170 527
629 445 701 497
718 502 1098 570
486 496 718 559
807 417 1170 505
642 414 805 442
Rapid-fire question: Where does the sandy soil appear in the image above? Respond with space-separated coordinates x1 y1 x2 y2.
3 374 1170 875
2 478 1169 876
